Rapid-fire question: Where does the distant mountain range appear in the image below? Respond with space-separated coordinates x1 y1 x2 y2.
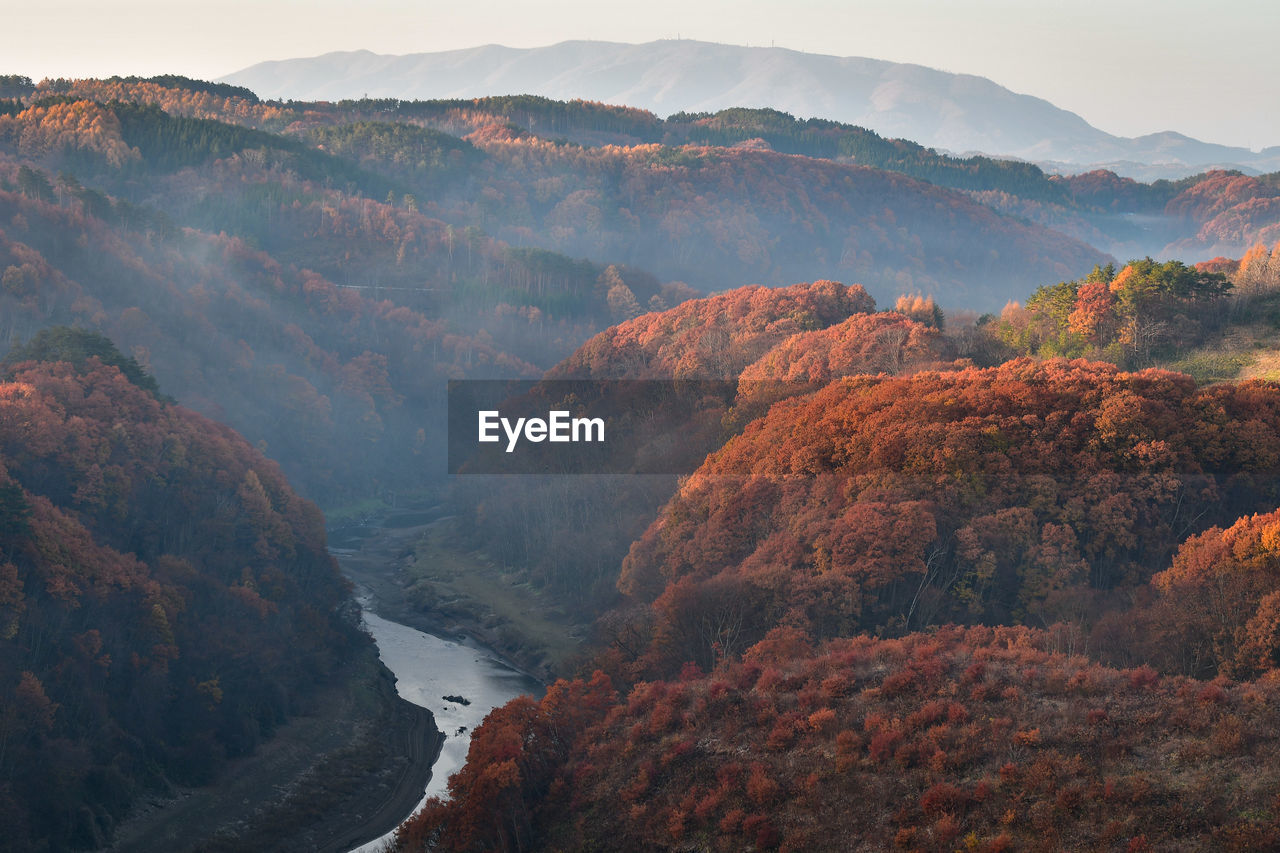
220 40 1280 179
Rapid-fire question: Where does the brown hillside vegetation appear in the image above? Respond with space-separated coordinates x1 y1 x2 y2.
548 280 877 380
738 310 949 384
618 360 1280 674
0 338 363 849
0 178 547 502
395 626 1280 852
451 281 880 615
733 310 954 420
1145 506 1280 680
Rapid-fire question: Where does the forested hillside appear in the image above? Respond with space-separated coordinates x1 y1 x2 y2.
0 179 556 502
399 243 1280 852
11 77 1280 330
396 626 1280 852
617 360 1280 672
448 281 955 616
10 72 1280 853
15 79 1280 274
0 331 363 850
0 89 1110 312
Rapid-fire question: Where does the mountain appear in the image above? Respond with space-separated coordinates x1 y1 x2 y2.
391 256 1280 853
1 88 1113 315
220 40 1280 177
28 77 1280 269
0 174 551 505
0 94 680 504
394 628 1280 852
616 359 1280 668
0 332 366 849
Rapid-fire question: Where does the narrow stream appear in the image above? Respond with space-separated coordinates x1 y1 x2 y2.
347 604 544 852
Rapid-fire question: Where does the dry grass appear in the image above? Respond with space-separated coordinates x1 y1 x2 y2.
1239 346 1280 381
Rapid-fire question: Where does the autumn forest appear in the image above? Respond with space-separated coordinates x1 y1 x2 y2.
7 69 1280 851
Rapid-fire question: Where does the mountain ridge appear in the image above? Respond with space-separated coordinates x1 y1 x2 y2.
220 39 1280 177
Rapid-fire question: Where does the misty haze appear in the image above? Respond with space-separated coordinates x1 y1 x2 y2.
4 11 1280 852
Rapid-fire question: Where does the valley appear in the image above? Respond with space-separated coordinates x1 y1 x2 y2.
332 507 586 683
6 42 1280 851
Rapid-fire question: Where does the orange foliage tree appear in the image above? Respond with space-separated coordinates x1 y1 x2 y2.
620 359 1280 674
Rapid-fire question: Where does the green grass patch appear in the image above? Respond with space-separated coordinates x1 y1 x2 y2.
1162 350 1253 384
322 497 394 527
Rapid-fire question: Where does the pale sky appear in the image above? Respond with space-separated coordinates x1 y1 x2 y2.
6 0 1277 150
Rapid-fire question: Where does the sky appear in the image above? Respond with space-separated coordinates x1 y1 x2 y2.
7 0 1278 150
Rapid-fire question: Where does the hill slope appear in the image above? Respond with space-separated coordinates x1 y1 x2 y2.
220 40 1280 175
0 336 367 849
394 628 1280 852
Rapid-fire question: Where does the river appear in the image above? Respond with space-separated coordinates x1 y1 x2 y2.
346 602 544 852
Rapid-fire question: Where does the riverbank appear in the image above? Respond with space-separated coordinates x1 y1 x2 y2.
105 644 443 853
334 511 589 683
103 501 584 853
105 507 580 852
